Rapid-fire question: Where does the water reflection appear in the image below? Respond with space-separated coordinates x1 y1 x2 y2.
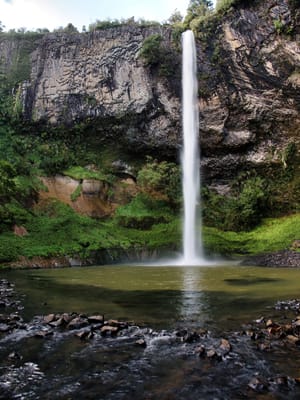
180 267 205 323
3 265 300 399
2 265 300 331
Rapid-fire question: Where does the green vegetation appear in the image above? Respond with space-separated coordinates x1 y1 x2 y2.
70 184 82 202
114 193 174 229
0 198 180 263
203 174 269 232
0 4 299 267
0 32 43 86
137 157 181 207
204 214 300 256
88 17 160 31
63 166 112 183
139 34 181 80
139 34 163 66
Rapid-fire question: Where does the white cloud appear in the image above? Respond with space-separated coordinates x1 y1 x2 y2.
1 0 63 30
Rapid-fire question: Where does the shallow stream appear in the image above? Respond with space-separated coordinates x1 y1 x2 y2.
1 264 300 399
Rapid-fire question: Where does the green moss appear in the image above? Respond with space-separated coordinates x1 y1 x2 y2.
203 214 300 256
70 184 82 202
0 198 180 263
114 193 174 229
63 166 112 183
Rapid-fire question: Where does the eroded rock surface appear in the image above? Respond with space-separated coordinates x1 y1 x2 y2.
0 0 299 184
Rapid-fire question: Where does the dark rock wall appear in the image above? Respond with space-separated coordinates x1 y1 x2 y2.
0 0 299 186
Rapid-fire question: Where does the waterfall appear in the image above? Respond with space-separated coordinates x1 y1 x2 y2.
181 30 204 265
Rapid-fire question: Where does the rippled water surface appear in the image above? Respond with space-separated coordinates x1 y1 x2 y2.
1 264 300 399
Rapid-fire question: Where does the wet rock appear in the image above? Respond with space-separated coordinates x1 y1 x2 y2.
183 331 200 343
195 345 206 357
43 313 56 324
75 329 93 340
87 314 104 324
206 348 221 361
267 325 283 338
243 251 300 268
8 351 22 361
292 319 300 328
67 317 89 330
248 376 267 391
286 335 300 345
61 313 75 324
0 323 10 333
135 339 147 348
269 375 289 387
9 313 22 322
107 319 128 329
100 325 119 336
266 319 274 328
257 342 271 351
255 317 265 324
219 338 232 355
49 317 66 328
275 299 300 311
34 330 54 339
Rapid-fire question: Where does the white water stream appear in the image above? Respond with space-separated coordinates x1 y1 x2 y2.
181 30 205 265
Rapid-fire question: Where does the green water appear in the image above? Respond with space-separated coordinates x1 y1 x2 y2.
3 264 300 331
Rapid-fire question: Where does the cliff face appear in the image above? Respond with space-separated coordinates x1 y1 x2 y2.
19 26 181 155
198 0 300 183
0 0 299 186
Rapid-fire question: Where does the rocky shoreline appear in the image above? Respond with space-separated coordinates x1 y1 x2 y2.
2 249 300 270
242 250 300 268
1 279 300 398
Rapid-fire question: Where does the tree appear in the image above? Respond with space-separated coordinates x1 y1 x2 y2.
0 21 5 32
184 0 213 26
139 34 163 66
63 23 78 33
187 0 213 18
168 9 183 24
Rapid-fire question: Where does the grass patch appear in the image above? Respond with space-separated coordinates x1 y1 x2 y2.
70 184 82 202
0 198 180 263
114 194 175 229
0 198 298 265
63 166 112 183
203 213 300 256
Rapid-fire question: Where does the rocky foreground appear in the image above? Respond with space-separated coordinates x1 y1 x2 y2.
1 278 300 399
243 250 300 268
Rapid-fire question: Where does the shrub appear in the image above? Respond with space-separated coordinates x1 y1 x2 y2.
203 176 269 232
114 193 173 229
137 157 181 206
139 34 163 66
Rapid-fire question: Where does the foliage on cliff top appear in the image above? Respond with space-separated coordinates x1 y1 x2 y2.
139 33 181 82
88 17 161 31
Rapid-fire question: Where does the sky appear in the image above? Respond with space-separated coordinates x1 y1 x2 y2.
0 0 211 32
